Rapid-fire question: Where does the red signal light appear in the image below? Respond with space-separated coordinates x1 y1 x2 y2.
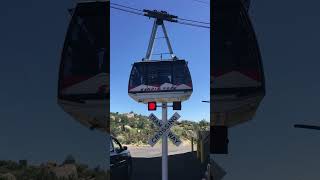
148 102 157 111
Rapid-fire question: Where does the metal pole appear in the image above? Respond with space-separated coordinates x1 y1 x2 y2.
162 102 168 180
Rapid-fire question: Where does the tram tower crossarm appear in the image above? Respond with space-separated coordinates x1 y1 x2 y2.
143 9 178 23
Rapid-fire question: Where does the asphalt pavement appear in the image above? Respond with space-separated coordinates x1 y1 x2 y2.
127 143 196 158
131 152 207 180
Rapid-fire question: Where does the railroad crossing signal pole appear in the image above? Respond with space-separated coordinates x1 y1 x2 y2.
147 105 181 180
142 10 182 180
162 103 168 180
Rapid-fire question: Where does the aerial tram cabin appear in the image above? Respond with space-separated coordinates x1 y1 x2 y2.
128 10 193 104
57 1 109 132
240 0 251 11
211 0 265 127
128 59 193 103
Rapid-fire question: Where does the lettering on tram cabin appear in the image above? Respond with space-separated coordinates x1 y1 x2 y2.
140 86 177 92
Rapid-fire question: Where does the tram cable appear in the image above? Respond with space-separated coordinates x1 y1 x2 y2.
110 5 145 16
176 21 210 29
110 2 210 29
110 2 144 12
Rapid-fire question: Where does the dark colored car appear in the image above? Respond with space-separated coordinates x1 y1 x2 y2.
110 136 132 180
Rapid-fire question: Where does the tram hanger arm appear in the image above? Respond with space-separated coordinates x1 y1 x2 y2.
144 18 176 60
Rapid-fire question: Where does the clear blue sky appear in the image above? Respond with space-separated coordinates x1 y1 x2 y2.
110 0 210 122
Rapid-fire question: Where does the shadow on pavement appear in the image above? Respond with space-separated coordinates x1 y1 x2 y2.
131 152 207 180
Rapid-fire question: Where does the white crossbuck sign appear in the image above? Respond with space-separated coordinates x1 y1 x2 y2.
148 112 182 147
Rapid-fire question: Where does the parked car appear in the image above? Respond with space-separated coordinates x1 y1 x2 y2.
110 136 132 180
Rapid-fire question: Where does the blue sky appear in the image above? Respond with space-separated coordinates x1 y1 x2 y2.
110 0 210 122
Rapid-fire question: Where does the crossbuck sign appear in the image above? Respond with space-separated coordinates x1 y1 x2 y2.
148 112 181 147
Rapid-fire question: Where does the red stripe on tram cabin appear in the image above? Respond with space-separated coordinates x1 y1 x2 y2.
213 70 262 82
60 76 93 89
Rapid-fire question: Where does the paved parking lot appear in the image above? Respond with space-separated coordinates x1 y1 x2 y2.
131 152 207 180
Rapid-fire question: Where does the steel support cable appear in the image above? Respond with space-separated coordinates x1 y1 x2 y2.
110 2 143 12
110 6 145 16
176 21 210 29
110 4 210 29
193 0 210 5
177 17 210 25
